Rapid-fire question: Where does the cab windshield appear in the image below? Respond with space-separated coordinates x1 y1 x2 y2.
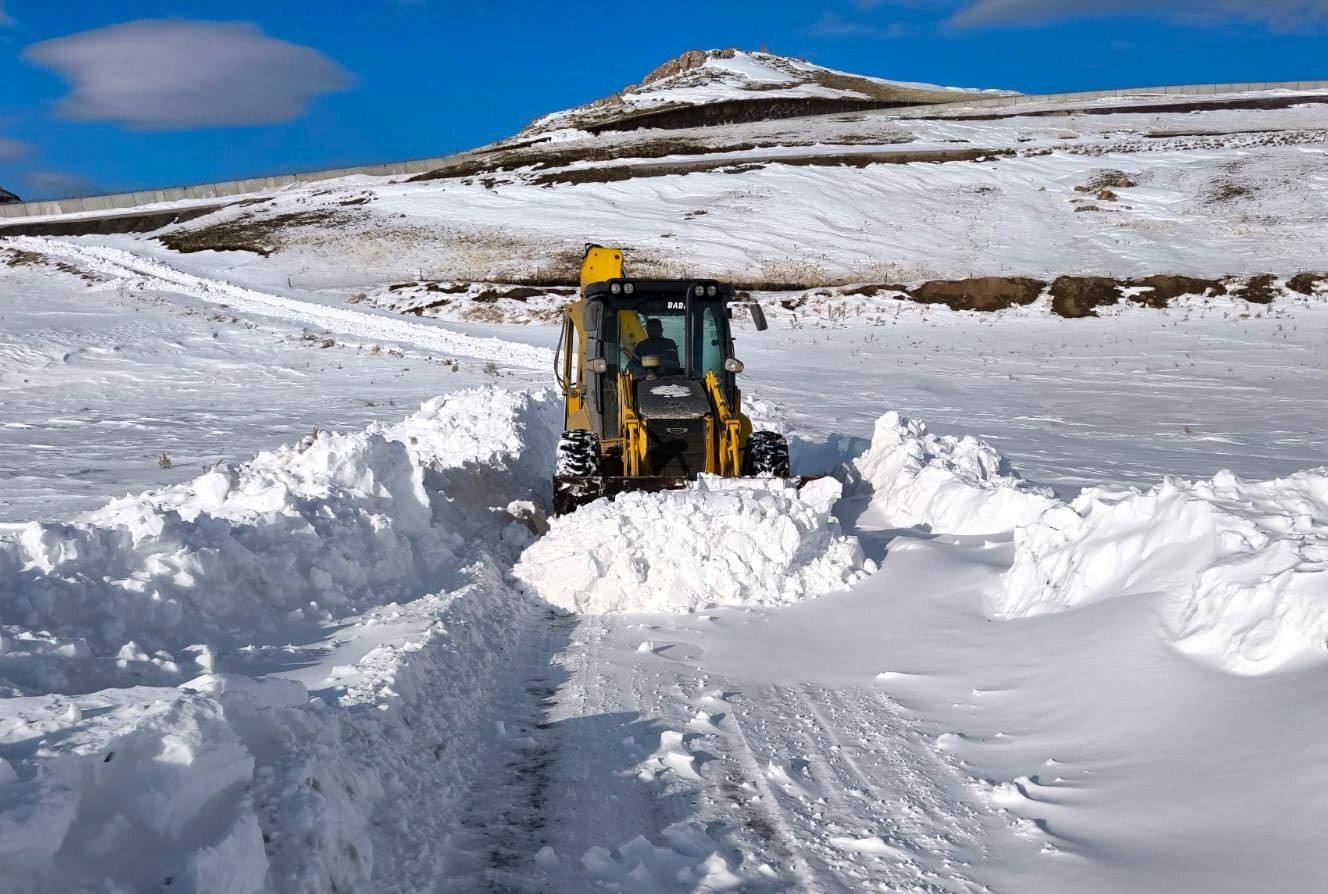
609 298 727 381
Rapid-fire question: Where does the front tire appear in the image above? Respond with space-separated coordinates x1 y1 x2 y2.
743 431 790 477
555 429 601 478
554 430 602 515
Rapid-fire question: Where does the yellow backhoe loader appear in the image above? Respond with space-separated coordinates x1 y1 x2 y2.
553 245 793 514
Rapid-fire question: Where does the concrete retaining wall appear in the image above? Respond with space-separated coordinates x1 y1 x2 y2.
3 80 1326 222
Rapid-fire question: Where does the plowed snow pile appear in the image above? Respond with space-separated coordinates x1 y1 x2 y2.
848 411 1056 536
0 387 561 893
0 387 555 666
996 469 1328 674
512 477 870 613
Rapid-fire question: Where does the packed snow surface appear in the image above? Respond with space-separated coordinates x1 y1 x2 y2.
512 476 870 613
998 468 1328 674
848 411 1057 535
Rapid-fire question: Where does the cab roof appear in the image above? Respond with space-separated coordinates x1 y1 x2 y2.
583 278 736 301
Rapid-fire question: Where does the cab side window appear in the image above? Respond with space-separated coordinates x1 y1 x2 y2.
695 304 725 379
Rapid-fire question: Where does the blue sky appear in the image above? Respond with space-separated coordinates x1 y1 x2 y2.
1 1 1326 199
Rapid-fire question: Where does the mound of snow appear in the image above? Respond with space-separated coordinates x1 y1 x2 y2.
996 469 1328 674
512 477 870 613
0 686 270 894
0 387 556 665
847 412 1056 535
0 387 561 892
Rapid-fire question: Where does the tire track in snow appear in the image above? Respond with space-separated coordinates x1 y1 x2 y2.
792 684 987 892
719 688 843 893
3 236 553 371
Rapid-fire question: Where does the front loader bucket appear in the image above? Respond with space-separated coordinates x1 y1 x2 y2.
554 475 689 516
552 475 824 516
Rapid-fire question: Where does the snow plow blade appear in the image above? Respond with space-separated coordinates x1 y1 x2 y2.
553 475 822 516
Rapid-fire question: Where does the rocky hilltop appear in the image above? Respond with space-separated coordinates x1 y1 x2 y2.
520 48 1003 136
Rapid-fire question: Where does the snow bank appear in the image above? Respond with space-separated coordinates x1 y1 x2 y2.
841 408 1328 676
0 386 557 666
996 469 1328 674
847 412 1057 535
0 686 270 894
0 387 560 892
513 477 870 613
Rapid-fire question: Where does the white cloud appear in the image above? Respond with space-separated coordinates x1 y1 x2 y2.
22 170 101 199
813 11 915 36
24 19 353 130
0 136 30 161
949 0 1328 30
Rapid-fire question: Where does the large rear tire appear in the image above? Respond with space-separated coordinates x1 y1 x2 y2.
743 430 790 478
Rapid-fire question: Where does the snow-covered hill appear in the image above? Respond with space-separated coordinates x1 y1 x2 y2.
0 185 19 204
3 50 1328 894
520 48 1004 136
7 51 1321 293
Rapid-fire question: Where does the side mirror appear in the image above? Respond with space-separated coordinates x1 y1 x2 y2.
749 304 768 331
724 358 745 373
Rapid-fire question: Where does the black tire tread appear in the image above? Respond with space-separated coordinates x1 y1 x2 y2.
744 430 791 477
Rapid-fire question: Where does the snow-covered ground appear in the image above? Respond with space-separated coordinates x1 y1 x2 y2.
4 64 1328 893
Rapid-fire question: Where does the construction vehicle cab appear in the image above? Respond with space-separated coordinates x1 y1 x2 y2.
554 246 790 514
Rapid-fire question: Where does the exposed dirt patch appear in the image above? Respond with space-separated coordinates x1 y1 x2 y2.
1235 274 1278 304
1049 276 1122 318
839 284 907 297
530 147 1011 187
1075 170 1137 192
907 277 1045 312
2 248 98 283
1207 179 1254 203
3 248 43 268
157 210 357 256
389 281 471 294
409 138 790 184
1046 275 1221 316
1128 275 1223 307
1288 272 1328 295
472 286 558 304
585 97 965 135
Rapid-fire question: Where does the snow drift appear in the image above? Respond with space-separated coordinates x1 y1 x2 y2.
512 476 870 613
847 411 1057 536
0 387 557 671
0 387 560 893
996 469 1328 674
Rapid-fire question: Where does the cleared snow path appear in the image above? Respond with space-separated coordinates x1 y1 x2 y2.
2 237 552 371
439 609 1037 892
